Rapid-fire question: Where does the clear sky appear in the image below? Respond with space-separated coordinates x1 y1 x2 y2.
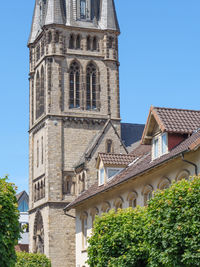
0 0 200 193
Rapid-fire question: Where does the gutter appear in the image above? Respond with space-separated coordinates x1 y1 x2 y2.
65 149 190 211
181 153 198 175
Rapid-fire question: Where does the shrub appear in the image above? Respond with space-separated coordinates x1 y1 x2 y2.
146 177 200 267
16 252 51 267
87 207 148 267
0 176 20 267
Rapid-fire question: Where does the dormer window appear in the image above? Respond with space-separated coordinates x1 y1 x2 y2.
80 0 86 19
152 133 168 160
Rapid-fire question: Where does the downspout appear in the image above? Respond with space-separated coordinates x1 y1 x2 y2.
181 153 198 176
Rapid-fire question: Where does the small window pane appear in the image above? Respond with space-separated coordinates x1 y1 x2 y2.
80 0 86 19
162 134 167 154
154 138 158 158
107 169 121 179
99 168 104 185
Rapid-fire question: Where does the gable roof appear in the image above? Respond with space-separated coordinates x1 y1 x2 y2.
142 106 200 144
16 191 29 202
65 130 200 211
97 153 136 167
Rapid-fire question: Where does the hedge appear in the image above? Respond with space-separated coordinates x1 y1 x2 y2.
16 252 51 267
0 176 20 267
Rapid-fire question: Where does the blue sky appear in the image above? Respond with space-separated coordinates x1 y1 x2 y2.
0 0 200 192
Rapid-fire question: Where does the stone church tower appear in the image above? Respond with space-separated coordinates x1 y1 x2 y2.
28 0 127 266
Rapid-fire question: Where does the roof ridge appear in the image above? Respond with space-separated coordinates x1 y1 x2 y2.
154 106 200 113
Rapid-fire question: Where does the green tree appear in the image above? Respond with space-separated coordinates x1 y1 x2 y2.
87 207 148 267
146 177 200 267
0 176 21 267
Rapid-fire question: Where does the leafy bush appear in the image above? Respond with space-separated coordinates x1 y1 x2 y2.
87 177 200 267
16 252 51 267
146 177 200 267
87 207 148 267
0 176 20 267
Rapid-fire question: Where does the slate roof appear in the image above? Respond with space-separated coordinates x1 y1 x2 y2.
16 191 29 202
65 130 200 211
121 123 145 147
154 107 200 134
98 153 136 166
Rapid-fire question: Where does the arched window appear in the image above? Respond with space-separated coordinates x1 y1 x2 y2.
80 0 86 19
101 202 111 213
90 207 99 227
108 36 113 49
86 63 97 110
48 31 52 44
69 34 74 49
91 0 100 20
87 36 91 50
143 185 153 206
114 197 123 211
55 31 59 43
176 169 190 181
76 35 81 49
64 176 71 194
158 177 170 190
36 72 40 119
69 61 80 108
106 139 113 153
93 36 97 51
33 210 44 254
36 68 45 119
40 67 45 115
127 192 137 208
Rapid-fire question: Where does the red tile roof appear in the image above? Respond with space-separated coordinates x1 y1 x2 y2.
65 130 200 211
154 107 200 134
99 153 136 166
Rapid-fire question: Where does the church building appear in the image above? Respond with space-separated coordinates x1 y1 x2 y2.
28 1 144 266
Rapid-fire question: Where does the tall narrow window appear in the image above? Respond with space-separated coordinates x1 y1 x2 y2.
87 36 91 50
40 67 45 116
162 133 167 154
69 34 74 49
86 63 97 110
69 62 80 108
92 36 97 51
154 138 159 159
80 0 86 19
76 35 81 49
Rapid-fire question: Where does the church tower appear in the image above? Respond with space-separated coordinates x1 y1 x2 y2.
28 1 126 266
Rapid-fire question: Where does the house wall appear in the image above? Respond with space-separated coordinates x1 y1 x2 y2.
75 149 200 267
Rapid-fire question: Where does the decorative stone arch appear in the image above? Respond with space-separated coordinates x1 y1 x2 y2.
101 201 111 213
90 207 99 225
176 169 190 181
142 184 153 206
92 36 97 51
86 35 91 50
76 34 81 49
114 196 124 211
157 177 171 190
127 191 138 208
33 209 44 254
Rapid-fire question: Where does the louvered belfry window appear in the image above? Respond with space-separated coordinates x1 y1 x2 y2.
80 0 86 19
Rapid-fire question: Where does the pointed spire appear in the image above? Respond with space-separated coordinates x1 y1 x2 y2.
99 0 120 31
45 0 65 25
28 1 41 44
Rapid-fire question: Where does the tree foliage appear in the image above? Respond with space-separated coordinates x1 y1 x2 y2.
16 252 51 267
87 177 200 267
0 176 20 267
87 207 148 267
146 177 200 267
